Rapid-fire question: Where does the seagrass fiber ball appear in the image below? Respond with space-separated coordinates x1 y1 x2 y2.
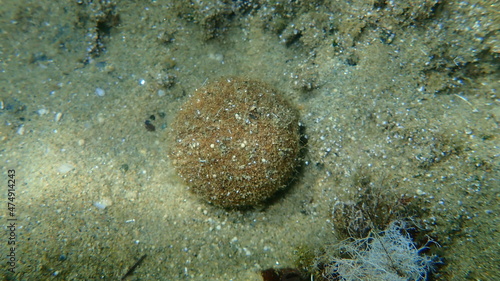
169 77 300 207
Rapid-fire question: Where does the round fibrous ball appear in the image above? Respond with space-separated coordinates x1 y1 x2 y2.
169 77 300 207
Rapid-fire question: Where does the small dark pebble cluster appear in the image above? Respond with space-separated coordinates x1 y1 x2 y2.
261 268 308 281
144 112 167 132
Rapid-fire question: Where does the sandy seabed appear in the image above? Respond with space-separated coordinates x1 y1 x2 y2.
0 1 498 280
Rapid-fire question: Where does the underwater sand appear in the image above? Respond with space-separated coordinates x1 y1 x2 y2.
0 1 498 280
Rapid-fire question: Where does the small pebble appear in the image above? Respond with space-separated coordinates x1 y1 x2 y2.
54 112 63 122
145 120 156 131
96 113 105 123
95 87 105 97
208 53 224 63
16 124 25 135
37 108 48 115
57 163 75 174
104 64 115 73
242 247 252 256
93 197 113 210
